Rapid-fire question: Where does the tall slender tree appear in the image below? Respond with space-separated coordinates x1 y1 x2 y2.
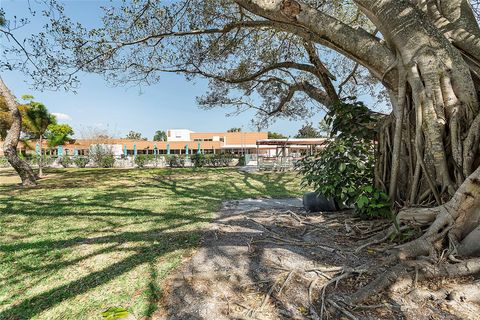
153 130 167 141
22 98 56 177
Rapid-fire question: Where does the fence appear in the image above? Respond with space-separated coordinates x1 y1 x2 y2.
257 156 296 171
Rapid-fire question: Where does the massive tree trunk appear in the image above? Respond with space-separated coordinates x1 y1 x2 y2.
0 78 37 186
236 0 480 302
357 0 480 206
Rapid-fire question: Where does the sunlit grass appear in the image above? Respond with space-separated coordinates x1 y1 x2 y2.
0 167 302 319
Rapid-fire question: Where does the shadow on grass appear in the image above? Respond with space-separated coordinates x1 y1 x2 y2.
0 231 196 319
0 168 300 319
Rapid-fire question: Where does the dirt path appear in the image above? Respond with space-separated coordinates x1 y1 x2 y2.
159 199 480 320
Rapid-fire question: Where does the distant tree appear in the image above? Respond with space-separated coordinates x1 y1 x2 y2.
96 134 111 140
153 130 167 141
318 119 331 138
0 95 10 140
227 128 241 133
125 130 146 140
295 123 320 139
22 97 56 177
268 131 287 139
46 124 74 147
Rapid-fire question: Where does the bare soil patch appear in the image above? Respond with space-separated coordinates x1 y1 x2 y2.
160 199 480 319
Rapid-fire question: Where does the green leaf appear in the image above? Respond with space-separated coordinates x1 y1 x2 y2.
102 307 129 319
356 195 369 209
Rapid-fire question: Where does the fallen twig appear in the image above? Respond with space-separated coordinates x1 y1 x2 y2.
327 298 358 320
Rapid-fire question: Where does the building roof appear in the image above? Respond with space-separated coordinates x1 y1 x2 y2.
256 138 328 146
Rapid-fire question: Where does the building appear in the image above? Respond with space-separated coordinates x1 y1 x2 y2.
0 130 270 157
256 138 328 157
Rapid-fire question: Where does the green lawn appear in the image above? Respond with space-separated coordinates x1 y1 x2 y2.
0 168 302 320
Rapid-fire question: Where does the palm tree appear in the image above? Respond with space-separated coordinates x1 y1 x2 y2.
23 100 56 177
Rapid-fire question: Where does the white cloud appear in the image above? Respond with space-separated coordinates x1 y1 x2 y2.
52 113 72 121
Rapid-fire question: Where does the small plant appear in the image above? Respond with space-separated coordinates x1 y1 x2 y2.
101 307 130 320
191 153 206 168
0 156 10 167
73 156 89 168
297 98 390 219
354 185 391 219
98 154 115 168
134 154 149 168
167 155 185 168
59 155 72 168
89 144 115 168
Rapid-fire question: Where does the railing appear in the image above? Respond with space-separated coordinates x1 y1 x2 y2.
257 156 297 171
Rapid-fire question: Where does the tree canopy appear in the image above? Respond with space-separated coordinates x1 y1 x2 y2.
125 130 147 140
295 122 320 138
22 99 56 140
46 123 74 147
267 131 287 139
153 130 167 141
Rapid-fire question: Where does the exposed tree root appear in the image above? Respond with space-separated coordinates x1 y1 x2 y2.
351 258 480 304
408 280 480 304
350 166 480 304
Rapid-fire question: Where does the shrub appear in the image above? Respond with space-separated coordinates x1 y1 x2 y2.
98 154 115 168
297 98 390 219
219 153 234 167
298 136 373 204
191 153 206 168
167 155 185 168
59 155 72 168
205 154 220 167
237 155 246 166
29 155 56 167
89 144 115 168
355 185 391 219
203 154 232 167
134 154 149 168
73 156 89 168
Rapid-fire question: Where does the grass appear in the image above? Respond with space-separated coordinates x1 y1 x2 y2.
0 167 302 320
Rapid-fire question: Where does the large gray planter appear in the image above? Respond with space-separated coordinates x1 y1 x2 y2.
303 192 338 213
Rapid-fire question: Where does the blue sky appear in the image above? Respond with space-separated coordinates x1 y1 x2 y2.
1 0 325 139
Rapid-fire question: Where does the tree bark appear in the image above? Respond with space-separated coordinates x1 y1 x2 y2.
0 78 37 186
38 135 43 177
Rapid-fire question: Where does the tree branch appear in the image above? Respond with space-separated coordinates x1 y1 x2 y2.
234 0 397 90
